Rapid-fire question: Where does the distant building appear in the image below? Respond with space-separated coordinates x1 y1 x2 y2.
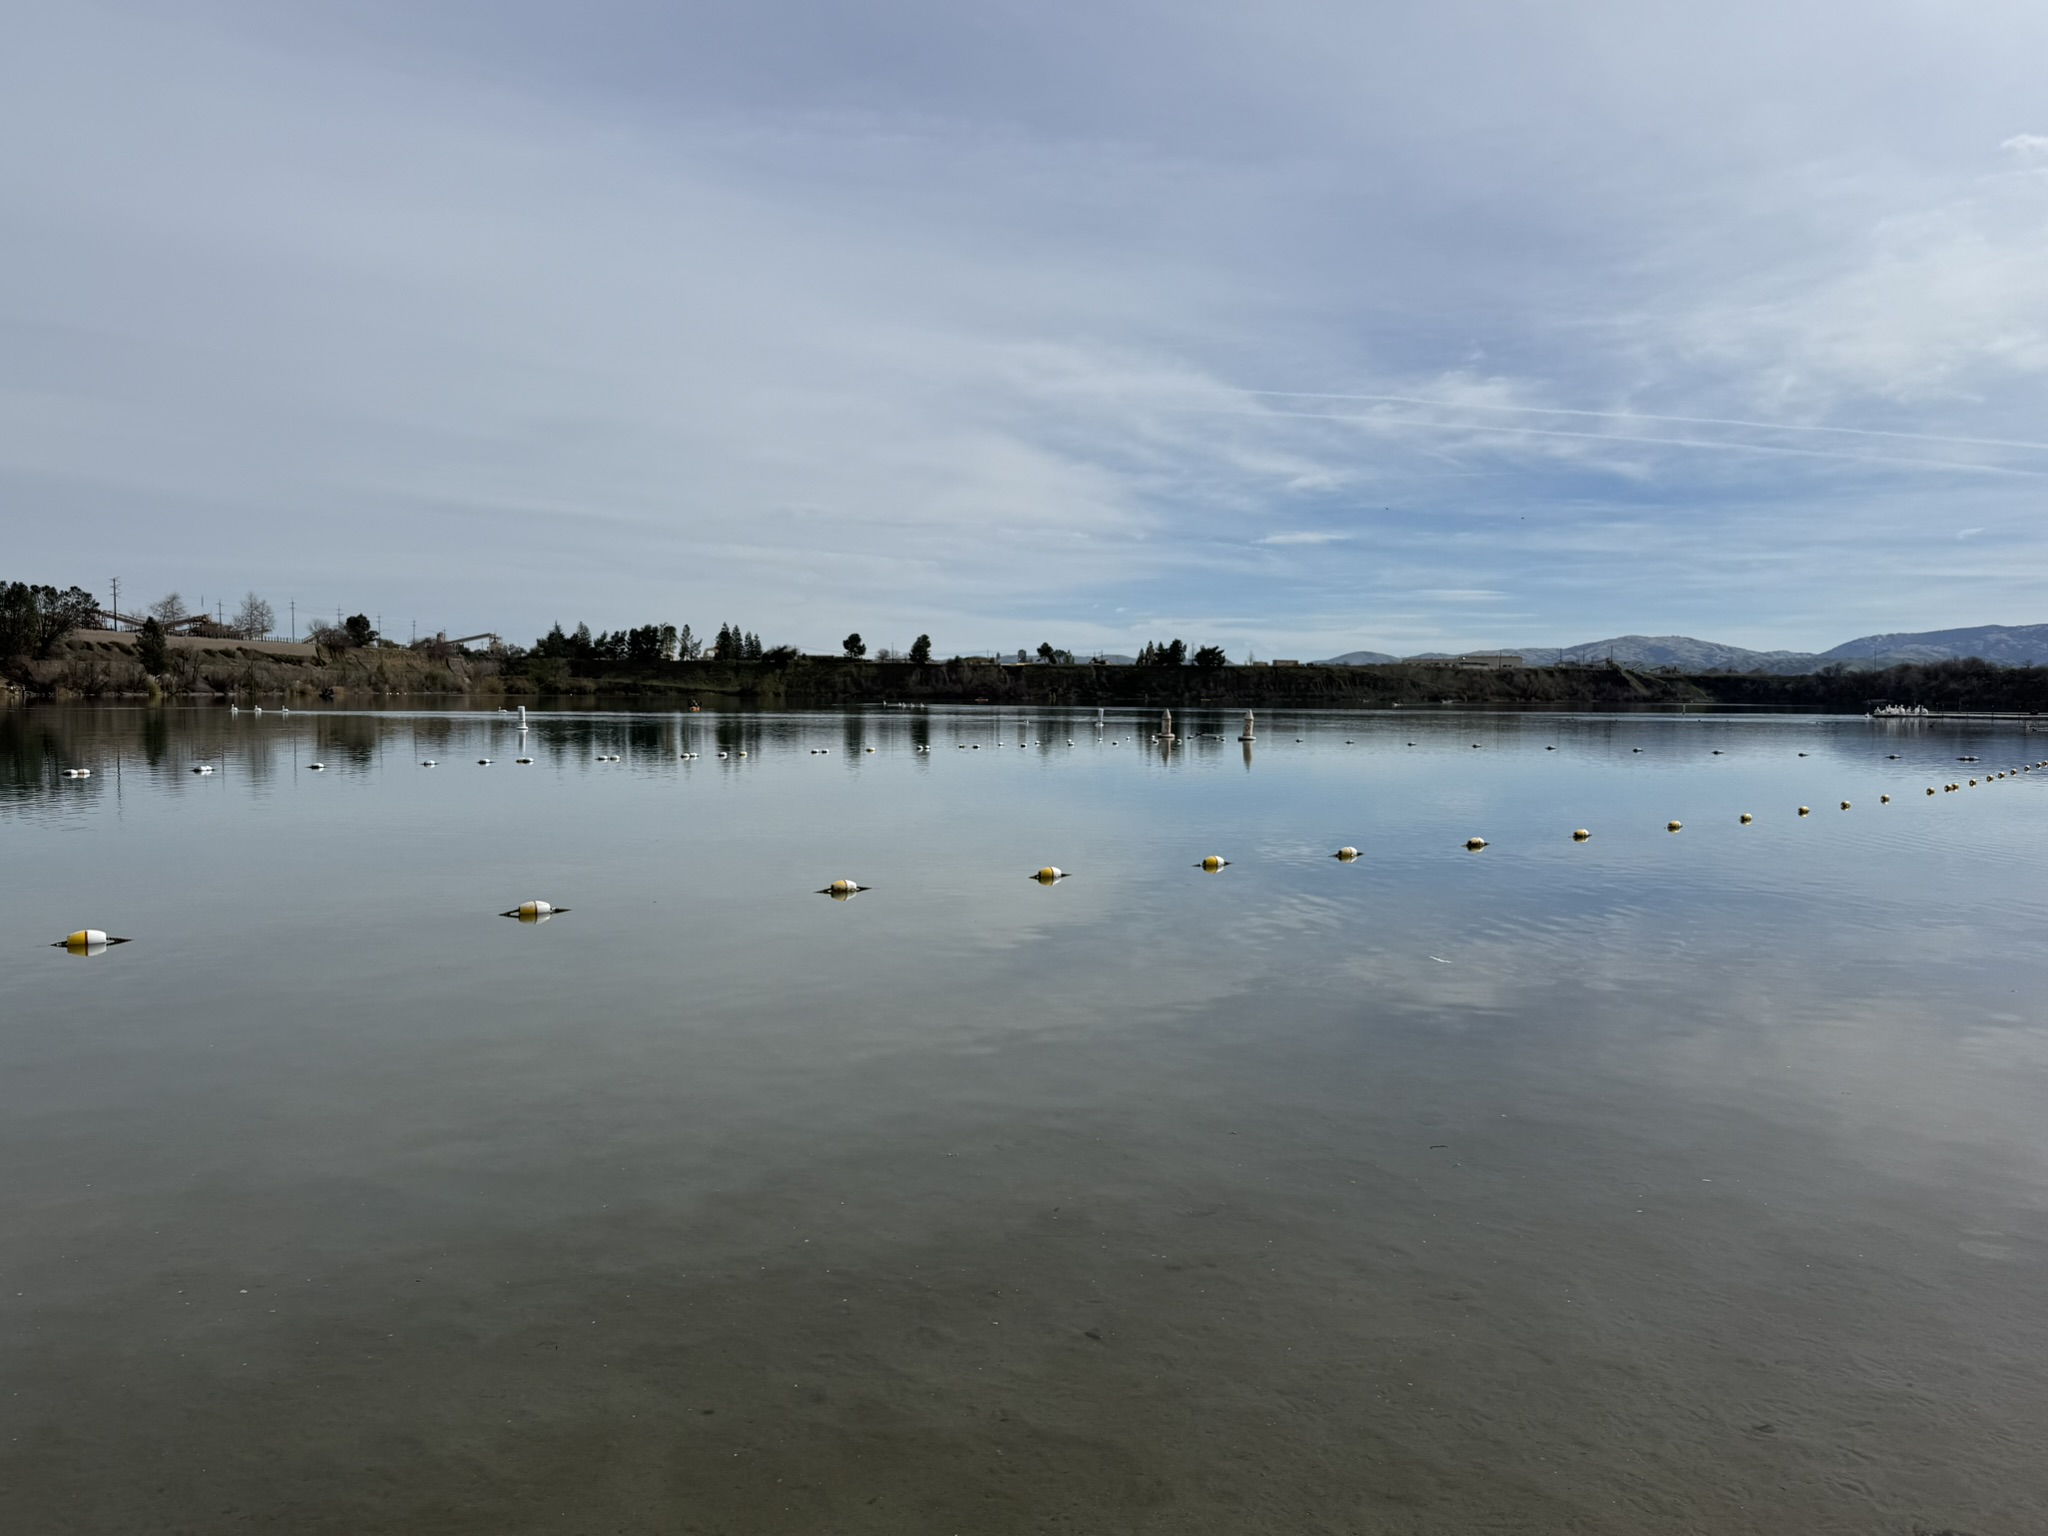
1272 658 1302 668
1450 653 1524 671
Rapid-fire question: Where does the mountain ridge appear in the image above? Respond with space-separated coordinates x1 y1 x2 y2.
1313 624 2048 673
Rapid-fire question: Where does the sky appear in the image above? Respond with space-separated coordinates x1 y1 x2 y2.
4 1 2047 658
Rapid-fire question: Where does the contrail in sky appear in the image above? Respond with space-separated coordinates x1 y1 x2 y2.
1173 406 2048 478
1234 390 2048 456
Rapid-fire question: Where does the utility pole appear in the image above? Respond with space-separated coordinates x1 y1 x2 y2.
109 576 120 628
290 599 295 642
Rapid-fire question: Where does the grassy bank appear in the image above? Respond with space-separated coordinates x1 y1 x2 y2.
12 639 2046 715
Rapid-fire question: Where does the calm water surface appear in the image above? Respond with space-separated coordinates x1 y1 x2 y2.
4 704 2046 1534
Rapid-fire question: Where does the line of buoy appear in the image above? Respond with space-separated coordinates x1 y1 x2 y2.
61 767 91 779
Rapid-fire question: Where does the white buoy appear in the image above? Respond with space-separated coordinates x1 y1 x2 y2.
62 767 91 779
516 756 533 764
1333 846 1360 860
1197 854 1229 871
478 758 492 765
421 760 437 767
518 707 528 727
1465 836 1488 850
1739 812 1753 823
309 762 325 771
1840 800 1851 810
1667 820 1683 832
1797 805 1810 816
1033 866 1067 882
1571 829 1590 841
1239 711 1256 742
820 878 865 896
191 764 214 774
502 900 565 922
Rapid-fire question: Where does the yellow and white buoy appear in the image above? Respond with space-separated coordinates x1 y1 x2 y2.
54 929 128 951
501 900 566 922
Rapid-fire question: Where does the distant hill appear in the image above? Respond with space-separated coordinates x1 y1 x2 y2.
1547 636 1820 672
1309 624 2048 673
1316 649 1400 666
1819 624 2048 667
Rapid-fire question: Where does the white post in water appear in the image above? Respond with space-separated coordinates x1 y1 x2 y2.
1239 710 1256 741
1095 708 1104 728
518 705 528 730
1160 709 1175 740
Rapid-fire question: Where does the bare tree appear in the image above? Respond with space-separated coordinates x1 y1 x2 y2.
233 592 275 640
148 592 188 624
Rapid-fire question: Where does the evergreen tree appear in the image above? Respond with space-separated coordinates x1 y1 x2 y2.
909 633 932 663
136 615 169 675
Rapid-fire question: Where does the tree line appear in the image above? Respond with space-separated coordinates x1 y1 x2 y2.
1136 639 1229 667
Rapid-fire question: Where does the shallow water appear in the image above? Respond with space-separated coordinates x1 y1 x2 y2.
4 703 2046 1534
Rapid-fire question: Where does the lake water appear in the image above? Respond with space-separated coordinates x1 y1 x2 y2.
5 703 2047 1534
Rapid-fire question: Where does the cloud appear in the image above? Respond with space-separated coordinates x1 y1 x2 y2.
4 1 2048 657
